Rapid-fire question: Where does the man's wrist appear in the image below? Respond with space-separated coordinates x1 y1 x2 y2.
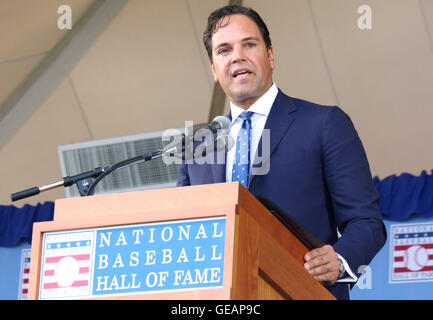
337 258 346 279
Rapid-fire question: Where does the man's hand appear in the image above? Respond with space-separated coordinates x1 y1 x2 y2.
304 244 340 286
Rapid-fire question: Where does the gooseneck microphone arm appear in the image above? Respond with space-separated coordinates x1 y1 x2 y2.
85 116 231 196
85 150 163 196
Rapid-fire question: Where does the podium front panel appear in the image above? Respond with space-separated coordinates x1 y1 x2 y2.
37 217 226 299
29 204 236 300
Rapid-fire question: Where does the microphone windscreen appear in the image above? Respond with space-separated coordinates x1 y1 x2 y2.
212 116 231 131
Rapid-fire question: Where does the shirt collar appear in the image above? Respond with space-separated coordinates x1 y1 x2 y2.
229 83 278 123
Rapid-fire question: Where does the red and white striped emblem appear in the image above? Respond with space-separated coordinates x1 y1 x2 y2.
390 223 433 283
40 231 94 299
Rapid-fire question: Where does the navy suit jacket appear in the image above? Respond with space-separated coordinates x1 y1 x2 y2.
177 90 386 300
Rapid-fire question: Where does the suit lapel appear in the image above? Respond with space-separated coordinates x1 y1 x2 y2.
209 92 298 186
264 90 297 156
250 90 297 186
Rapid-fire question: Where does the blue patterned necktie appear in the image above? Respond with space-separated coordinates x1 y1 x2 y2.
232 111 253 188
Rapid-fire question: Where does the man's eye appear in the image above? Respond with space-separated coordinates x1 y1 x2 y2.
218 48 229 55
246 42 256 48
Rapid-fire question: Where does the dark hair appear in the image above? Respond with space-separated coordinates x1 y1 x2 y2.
203 5 272 61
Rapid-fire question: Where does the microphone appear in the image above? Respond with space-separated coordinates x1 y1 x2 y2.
199 116 231 134
162 116 231 160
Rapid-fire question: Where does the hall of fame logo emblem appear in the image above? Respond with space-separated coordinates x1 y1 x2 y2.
389 222 433 283
39 231 94 299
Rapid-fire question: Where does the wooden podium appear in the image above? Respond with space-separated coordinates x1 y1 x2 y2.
28 182 335 300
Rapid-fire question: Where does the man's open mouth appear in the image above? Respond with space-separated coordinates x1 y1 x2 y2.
232 69 252 78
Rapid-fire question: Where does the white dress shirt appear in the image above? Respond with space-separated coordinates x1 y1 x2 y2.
226 83 278 183
225 83 357 283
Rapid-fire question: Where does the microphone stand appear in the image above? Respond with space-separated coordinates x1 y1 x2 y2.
10 149 167 202
11 167 106 202
10 127 228 201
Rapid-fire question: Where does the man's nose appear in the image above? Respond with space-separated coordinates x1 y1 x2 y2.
231 45 246 63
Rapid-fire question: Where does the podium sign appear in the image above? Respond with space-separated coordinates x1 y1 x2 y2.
38 217 226 300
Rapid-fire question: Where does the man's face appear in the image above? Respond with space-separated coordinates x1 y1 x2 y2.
210 14 274 109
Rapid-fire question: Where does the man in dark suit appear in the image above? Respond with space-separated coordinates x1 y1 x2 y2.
176 5 386 300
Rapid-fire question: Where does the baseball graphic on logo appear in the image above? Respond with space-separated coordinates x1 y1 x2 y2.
405 245 428 271
56 256 79 287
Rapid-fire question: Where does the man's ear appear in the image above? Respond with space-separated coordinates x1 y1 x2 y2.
210 60 218 83
267 46 275 70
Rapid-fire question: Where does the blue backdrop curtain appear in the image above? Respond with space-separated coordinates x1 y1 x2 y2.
0 202 54 246
373 170 433 221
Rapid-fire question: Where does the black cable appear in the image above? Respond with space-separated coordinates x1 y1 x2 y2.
85 151 162 196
